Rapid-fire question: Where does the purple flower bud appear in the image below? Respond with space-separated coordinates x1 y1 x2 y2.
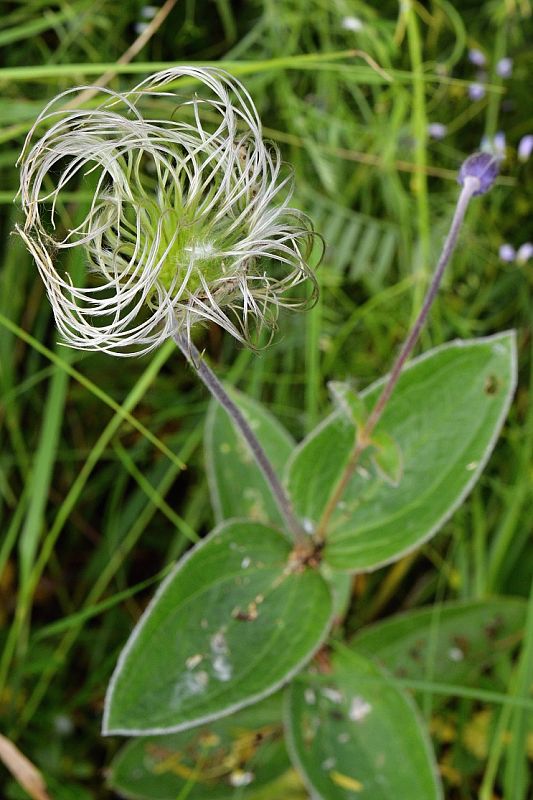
516 243 533 263
518 134 533 162
427 123 447 140
468 49 486 67
458 152 499 195
468 82 486 101
496 57 513 78
499 244 516 262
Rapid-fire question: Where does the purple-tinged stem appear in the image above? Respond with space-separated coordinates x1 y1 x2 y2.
314 175 482 541
174 333 308 547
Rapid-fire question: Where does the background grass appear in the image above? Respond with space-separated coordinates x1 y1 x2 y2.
0 1 532 798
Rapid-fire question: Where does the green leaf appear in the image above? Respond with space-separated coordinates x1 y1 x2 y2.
328 381 368 427
370 431 403 487
103 521 333 735
351 598 527 689
321 565 353 622
286 415 355 537
286 333 517 571
205 389 295 527
109 694 291 800
285 648 443 799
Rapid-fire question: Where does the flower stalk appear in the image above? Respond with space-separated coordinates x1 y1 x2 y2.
314 162 497 542
174 333 308 545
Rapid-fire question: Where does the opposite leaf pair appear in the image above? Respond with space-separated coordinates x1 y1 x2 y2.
103 332 516 792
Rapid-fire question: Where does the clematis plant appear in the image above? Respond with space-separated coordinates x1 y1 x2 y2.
18 68 518 799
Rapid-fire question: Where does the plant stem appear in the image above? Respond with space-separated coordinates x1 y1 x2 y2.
314 176 481 542
174 333 308 546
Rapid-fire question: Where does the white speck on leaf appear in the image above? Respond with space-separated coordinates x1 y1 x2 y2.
349 696 372 722
230 770 254 787
210 630 232 681
211 631 227 654
304 688 316 705
337 732 350 744
241 557 251 569
322 757 337 770
466 461 478 471
185 654 203 670
172 670 209 704
196 671 209 688
322 687 343 704
213 654 232 681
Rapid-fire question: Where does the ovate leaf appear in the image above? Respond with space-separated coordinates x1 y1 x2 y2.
109 694 290 800
103 521 333 735
286 333 517 571
205 390 295 527
352 598 527 689
286 648 442 799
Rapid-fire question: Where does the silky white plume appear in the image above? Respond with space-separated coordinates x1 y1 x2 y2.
17 67 319 356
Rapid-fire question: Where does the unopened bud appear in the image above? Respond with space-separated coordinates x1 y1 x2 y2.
458 152 499 195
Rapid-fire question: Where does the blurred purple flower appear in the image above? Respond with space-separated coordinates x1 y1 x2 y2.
481 132 506 161
468 49 486 67
496 58 513 78
427 123 447 140
518 134 533 162
517 243 533 263
499 244 516 262
468 82 486 101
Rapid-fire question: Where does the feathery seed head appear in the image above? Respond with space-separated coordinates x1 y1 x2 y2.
17 67 319 356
